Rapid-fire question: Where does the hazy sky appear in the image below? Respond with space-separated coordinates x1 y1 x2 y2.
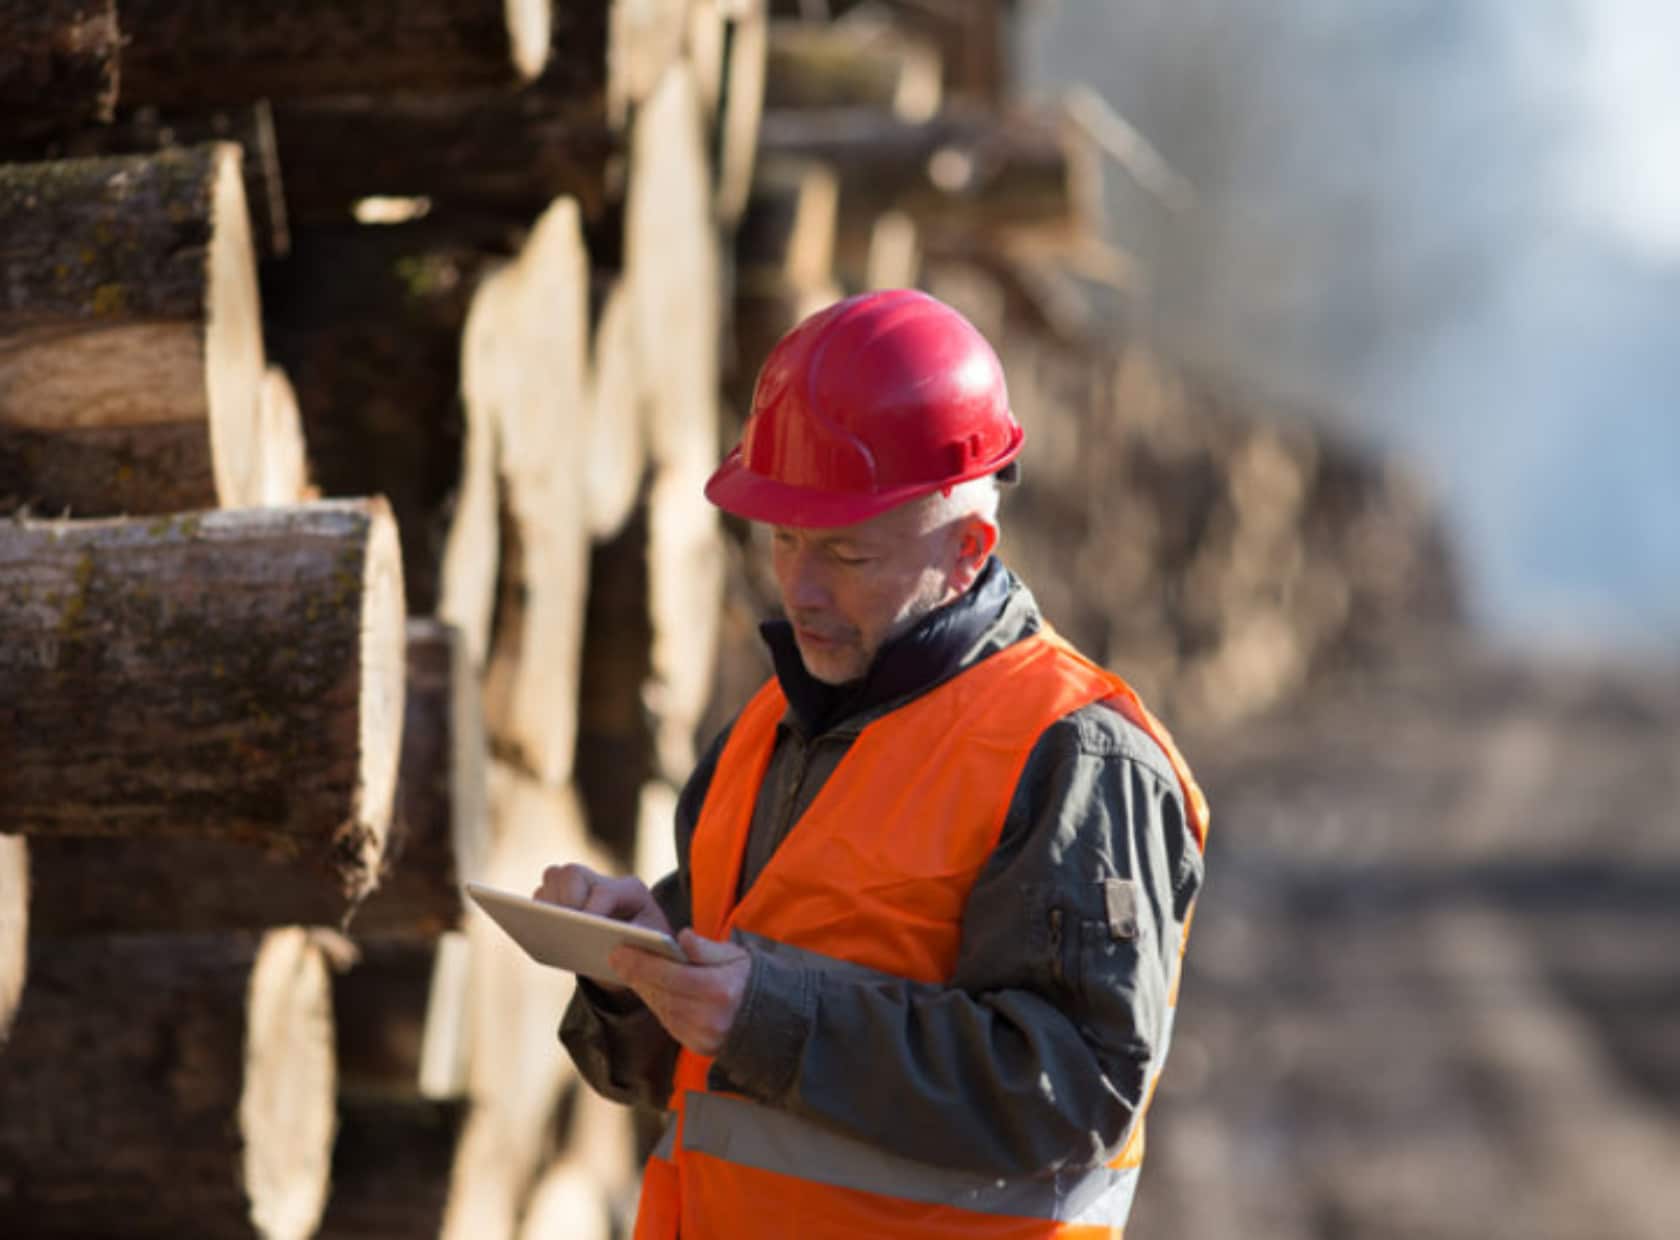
1021 0 1680 652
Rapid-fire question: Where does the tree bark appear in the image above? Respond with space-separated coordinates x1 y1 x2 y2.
698 0 769 228
354 619 489 938
0 929 337 1239
764 13 942 117
0 0 120 143
24 621 477 937
118 0 552 109
316 1097 465 1239
757 105 1099 241
2 101 293 258
736 158 839 287
0 500 406 905
269 92 619 229
332 937 441 1097
0 144 274 516
470 202 593 787
262 219 505 617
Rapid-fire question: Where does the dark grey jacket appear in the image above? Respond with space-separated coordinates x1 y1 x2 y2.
561 562 1204 1179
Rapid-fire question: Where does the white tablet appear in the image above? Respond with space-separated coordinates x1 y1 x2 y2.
464 881 686 981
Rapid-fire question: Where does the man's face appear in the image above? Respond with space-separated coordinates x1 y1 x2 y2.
768 499 991 684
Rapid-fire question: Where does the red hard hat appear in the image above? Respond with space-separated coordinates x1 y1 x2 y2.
705 289 1024 527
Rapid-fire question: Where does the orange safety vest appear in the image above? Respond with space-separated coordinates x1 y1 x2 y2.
633 629 1209 1240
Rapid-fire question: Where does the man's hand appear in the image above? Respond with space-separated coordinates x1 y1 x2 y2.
533 864 673 993
609 929 751 1057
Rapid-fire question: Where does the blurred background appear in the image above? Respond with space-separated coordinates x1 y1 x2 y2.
1012 3 1680 1237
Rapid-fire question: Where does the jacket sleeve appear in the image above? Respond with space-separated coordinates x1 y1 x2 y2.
706 704 1205 1177
557 726 725 1107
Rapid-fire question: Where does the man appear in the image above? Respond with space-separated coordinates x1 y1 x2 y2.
540 289 1209 1239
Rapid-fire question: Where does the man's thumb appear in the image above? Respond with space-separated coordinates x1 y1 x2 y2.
678 928 738 966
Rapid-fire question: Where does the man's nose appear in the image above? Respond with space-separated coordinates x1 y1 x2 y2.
783 546 831 610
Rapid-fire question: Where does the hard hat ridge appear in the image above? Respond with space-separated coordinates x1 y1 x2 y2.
706 289 1024 527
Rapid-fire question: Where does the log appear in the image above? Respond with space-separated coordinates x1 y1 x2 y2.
0 929 337 1239
0 837 23 1042
443 766 607 1239
575 507 655 867
332 937 440 1097
467 201 592 786
623 67 726 782
608 0 692 126
262 220 505 616
255 364 314 506
769 0 1010 104
0 500 406 905
3 101 292 257
0 144 275 516
118 0 551 109
0 0 120 143
582 279 646 542
757 105 1100 244
354 619 489 938
315 1097 466 1239
557 1074 642 1215
647 464 725 780
24 620 481 936
701 0 769 227
735 158 839 289
866 207 921 290
627 64 722 476
516 1161 612 1240
765 14 941 117
269 92 619 228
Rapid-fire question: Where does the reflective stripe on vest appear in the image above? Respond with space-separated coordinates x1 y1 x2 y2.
633 629 1209 1240
680 1091 1142 1226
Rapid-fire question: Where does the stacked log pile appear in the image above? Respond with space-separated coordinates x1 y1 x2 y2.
3 0 766 1235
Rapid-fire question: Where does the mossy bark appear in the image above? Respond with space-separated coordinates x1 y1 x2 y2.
0 0 120 144
0 500 404 902
118 0 550 108
0 930 336 1239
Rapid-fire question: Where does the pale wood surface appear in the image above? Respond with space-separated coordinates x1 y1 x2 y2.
471 200 593 786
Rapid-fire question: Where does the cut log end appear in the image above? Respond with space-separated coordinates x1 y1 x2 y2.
506 0 554 81
354 501 408 891
241 928 337 1240
206 141 269 508
0 837 25 1042
256 366 314 506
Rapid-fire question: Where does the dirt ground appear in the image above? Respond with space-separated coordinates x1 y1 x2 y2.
1129 632 1680 1240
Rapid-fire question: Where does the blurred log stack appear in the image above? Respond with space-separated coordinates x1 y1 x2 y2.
2 0 766 1236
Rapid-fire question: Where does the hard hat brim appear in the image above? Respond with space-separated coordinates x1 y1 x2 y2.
704 432 1023 529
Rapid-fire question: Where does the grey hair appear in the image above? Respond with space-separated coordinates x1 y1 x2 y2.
916 474 1001 532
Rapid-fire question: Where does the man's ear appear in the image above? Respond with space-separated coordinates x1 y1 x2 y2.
951 517 999 589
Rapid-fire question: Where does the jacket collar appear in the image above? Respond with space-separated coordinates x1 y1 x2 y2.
760 557 1041 738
